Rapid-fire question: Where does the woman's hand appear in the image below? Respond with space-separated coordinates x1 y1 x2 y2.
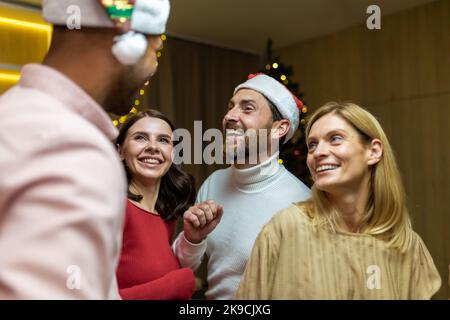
183 200 223 244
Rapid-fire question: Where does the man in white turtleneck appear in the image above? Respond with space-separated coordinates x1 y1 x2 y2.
172 73 310 300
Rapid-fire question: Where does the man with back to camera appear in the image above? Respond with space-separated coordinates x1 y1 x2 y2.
0 0 170 299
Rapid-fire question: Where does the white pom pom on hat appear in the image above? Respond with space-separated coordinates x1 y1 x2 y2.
234 73 303 143
114 0 170 65
112 31 148 65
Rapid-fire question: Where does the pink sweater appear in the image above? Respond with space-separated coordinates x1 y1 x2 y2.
0 64 126 299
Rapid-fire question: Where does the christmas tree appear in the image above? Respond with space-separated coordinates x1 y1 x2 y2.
262 39 312 186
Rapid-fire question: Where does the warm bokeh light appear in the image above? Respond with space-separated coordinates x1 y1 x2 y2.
0 72 20 82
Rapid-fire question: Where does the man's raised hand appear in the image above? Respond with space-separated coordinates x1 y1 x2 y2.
183 200 223 244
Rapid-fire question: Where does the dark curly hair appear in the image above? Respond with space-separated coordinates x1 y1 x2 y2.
116 109 196 221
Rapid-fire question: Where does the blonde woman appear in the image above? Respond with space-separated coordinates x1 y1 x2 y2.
236 102 441 299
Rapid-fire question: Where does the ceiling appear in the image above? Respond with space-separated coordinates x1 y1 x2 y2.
167 0 436 54
8 0 437 54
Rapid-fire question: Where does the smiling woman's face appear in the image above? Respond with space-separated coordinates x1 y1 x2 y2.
306 112 372 195
119 116 173 184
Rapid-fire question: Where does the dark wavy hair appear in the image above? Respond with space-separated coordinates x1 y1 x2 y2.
116 109 196 221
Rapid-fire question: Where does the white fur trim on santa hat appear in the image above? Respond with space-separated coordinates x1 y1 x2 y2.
131 0 170 35
234 74 300 143
43 0 113 27
43 0 170 35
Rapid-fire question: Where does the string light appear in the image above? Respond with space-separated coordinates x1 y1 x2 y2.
119 115 127 124
280 75 286 81
272 63 279 69
265 64 271 70
112 33 168 126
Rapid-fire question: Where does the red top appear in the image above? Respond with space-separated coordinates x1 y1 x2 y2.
116 200 195 300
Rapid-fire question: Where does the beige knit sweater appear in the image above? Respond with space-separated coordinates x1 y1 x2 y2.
236 203 441 300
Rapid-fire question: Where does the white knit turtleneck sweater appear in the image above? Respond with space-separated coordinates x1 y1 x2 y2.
172 152 310 300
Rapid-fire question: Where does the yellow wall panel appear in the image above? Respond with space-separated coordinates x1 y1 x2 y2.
0 2 51 93
0 68 19 92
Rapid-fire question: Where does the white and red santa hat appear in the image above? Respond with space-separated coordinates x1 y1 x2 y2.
234 73 303 143
43 0 170 65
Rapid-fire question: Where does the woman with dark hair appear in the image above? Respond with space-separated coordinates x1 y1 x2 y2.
115 109 222 300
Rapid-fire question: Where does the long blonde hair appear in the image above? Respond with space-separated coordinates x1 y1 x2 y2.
302 102 412 252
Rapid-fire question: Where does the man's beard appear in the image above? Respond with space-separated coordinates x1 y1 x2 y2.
104 65 151 116
223 123 273 165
